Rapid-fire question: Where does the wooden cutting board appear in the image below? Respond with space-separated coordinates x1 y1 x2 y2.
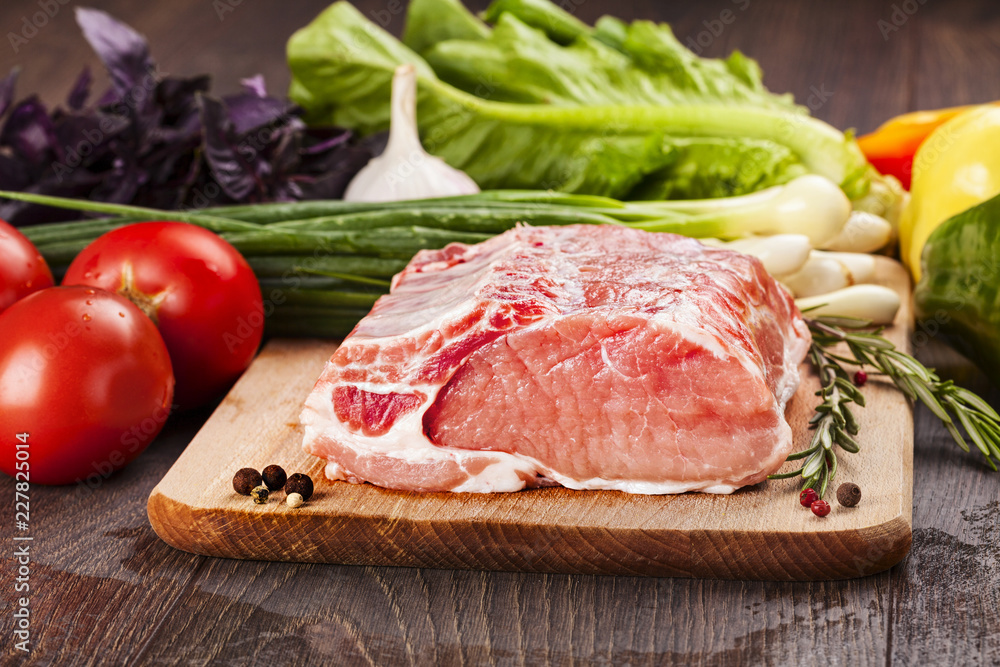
148 257 913 580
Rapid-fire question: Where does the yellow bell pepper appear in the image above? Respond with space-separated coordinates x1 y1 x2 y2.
901 105 1000 281
858 104 978 190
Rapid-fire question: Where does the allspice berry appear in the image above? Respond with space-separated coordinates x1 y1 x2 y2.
251 485 269 504
233 468 262 496
837 482 862 507
285 473 314 501
262 465 287 491
286 492 304 508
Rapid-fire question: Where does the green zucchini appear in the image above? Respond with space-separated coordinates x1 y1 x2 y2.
914 193 1000 384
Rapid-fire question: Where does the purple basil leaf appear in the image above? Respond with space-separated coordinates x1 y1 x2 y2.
183 162 235 208
240 75 267 98
92 150 143 205
96 87 119 107
146 110 201 146
0 170 103 226
359 130 389 160
141 138 199 187
300 128 352 155
51 111 129 175
223 91 294 135
156 75 210 121
0 68 19 118
58 110 129 143
133 137 201 210
297 144 374 200
52 116 104 169
1 6 374 222
75 7 155 103
67 68 92 110
0 153 28 190
272 180 303 201
293 171 352 201
198 93 257 200
1 98 60 165
255 128 300 198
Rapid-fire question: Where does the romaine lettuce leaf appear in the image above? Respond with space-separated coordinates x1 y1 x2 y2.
629 138 808 201
402 0 490 55
287 0 875 200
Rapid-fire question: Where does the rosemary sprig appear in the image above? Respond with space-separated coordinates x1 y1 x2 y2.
772 315 1000 496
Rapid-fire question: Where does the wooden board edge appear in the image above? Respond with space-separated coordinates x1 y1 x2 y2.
147 487 912 581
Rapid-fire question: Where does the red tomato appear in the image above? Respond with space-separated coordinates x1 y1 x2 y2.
0 287 174 485
63 222 263 408
0 218 54 313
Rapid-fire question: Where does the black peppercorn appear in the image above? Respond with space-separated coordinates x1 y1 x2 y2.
837 482 862 507
285 473 314 501
233 468 262 496
262 464 287 491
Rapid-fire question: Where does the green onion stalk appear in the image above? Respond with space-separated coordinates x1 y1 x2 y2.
3 179 847 337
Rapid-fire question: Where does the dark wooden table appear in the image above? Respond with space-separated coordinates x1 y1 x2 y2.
2 1 999 664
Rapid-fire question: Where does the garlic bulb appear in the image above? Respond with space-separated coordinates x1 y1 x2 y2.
344 64 480 202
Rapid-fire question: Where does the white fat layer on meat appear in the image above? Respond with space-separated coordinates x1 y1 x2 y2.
307 393 793 496
301 316 799 495
359 235 559 341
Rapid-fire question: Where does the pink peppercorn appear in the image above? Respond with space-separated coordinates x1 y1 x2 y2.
811 500 832 517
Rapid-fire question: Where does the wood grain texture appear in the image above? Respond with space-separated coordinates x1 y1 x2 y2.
0 410 208 666
890 3 1000 663
131 558 895 666
148 258 913 580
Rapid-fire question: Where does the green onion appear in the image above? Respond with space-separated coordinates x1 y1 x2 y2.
1 180 854 338
0 190 259 233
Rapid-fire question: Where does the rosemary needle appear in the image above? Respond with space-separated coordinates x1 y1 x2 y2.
771 316 1000 496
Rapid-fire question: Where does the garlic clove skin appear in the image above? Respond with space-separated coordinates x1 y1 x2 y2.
781 250 878 298
795 285 901 325
345 64 480 203
782 256 852 298
820 211 893 253
345 154 481 203
714 234 813 278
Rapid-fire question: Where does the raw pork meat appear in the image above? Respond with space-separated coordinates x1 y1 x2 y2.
301 225 810 494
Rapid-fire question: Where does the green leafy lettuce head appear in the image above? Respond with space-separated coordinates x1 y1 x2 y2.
288 0 890 207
